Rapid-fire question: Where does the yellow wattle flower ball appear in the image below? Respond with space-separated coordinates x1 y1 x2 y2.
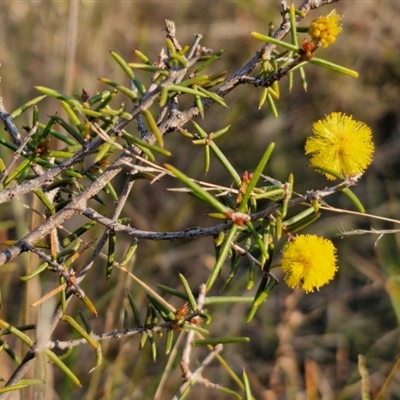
305 112 374 180
281 235 338 293
308 10 342 48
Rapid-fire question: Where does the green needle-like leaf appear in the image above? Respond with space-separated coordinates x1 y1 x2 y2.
194 49 225 74
310 57 359 78
34 189 56 215
10 96 46 119
207 225 238 290
309 165 345 180
61 100 84 132
179 273 197 311
110 51 136 82
243 369 253 400
79 311 93 334
122 132 171 157
281 172 293 219
80 296 98 317
120 238 138 267
238 142 275 212
142 109 164 147
220 252 241 293
62 315 100 350
157 285 188 301
127 291 142 327
246 278 276 323
99 78 138 101
165 164 230 214
165 328 174 355
266 90 278 119
341 187 365 213
61 221 97 247
45 349 82 387
4 157 33 186
284 206 318 228
147 294 176 321
20 262 49 281
106 230 116 280
50 114 84 144
245 221 267 259
196 86 227 107
0 319 33 347
0 380 45 394
251 32 300 52
289 3 299 47
35 86 82 109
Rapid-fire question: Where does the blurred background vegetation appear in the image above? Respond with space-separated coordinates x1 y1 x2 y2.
0 0 400 399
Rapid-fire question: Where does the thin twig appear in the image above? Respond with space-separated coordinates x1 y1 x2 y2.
180 284 207 370
76 174 137 281
0 122 38 185
173 344 223 399
0 98 24 144
48 313 201 351
80 176 361 241
24 243 85 298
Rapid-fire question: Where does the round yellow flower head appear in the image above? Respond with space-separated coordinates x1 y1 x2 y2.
308 10 342 48
281 234 338 293
305 112 374 180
